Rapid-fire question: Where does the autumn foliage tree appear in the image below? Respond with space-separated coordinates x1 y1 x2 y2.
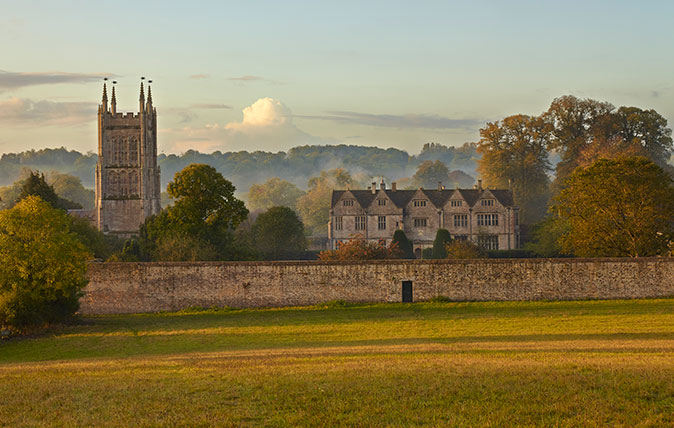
445 240 485 259
318 235 401 261
477 114 552 223
553 157 674 257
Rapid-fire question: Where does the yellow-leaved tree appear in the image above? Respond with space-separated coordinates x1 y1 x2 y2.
553 157 674 257
0 196 90 331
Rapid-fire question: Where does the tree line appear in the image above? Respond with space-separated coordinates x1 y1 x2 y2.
0 143 480 193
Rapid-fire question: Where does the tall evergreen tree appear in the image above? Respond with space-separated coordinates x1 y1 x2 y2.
432 229 452 259
392 230 415 259
17 171 81 210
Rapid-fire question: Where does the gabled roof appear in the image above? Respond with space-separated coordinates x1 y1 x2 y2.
332 190 377 209
455 189 482 206
421 189 452 208
386 190 416 208
489 189 515 207
331 188 516 209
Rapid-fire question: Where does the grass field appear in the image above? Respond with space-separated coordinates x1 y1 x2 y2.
1 299 673 427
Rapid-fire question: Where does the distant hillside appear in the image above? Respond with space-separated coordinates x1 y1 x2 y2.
0 143 479 193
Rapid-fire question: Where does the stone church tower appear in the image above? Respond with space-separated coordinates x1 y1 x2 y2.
95 80 161 236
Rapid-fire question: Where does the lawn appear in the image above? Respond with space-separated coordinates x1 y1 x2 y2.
1 299 673 427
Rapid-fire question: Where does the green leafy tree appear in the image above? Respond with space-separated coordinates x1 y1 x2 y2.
0 196 90 330
48 172 95 210
544 96 673 187
247 178 305 212
154 232 219 262
252 206 307 260
553 157 674 257
141 164 249 261
523 215 570 258
296 168 353 235
17 171 81 210
432 229 452 259
108 239 143 262
412 160 450 188
447 170 475 188
612 106 673 171
477 114 552 224
544 96 614 188
391 229 415 259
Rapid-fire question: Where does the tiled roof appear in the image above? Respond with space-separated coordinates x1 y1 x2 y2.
331 187 517 209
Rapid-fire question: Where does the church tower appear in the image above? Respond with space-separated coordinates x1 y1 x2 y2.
95 78 161 236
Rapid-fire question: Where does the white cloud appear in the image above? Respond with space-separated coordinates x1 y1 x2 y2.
225 97 291 129
0 97 95 126
161 98 325 153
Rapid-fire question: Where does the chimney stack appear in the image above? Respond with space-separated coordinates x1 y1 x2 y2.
478 179 483 191
371 182 376 194
380 178 386 190
437 181 442 191
391 182 397 191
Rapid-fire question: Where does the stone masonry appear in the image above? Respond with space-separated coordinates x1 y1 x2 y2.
94 80 161 236
81 258 674 314
329 179 520 255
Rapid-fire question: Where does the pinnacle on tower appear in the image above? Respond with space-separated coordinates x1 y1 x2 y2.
139 78 145 112
146 80 153 108
110 81 117 115
101 79 108 112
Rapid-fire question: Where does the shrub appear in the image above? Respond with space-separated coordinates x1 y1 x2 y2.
445 240 485 259
318 235 398 261
0 196 90 330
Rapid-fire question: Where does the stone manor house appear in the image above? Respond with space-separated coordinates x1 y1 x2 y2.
329 180 520 256
72 80 161 236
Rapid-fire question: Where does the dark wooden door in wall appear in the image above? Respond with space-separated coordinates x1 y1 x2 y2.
402 281 413 303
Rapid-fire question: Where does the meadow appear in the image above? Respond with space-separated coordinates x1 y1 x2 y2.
1 299 673 427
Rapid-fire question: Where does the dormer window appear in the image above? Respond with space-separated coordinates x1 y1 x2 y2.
450 200 463 207
413 200 427 207
378 199 387 206
343 199 354 207
481 199 495 207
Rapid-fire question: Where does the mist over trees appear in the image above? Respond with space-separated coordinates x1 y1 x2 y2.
0 143 481 196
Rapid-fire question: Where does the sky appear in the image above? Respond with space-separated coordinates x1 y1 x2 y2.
1 0 673 156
